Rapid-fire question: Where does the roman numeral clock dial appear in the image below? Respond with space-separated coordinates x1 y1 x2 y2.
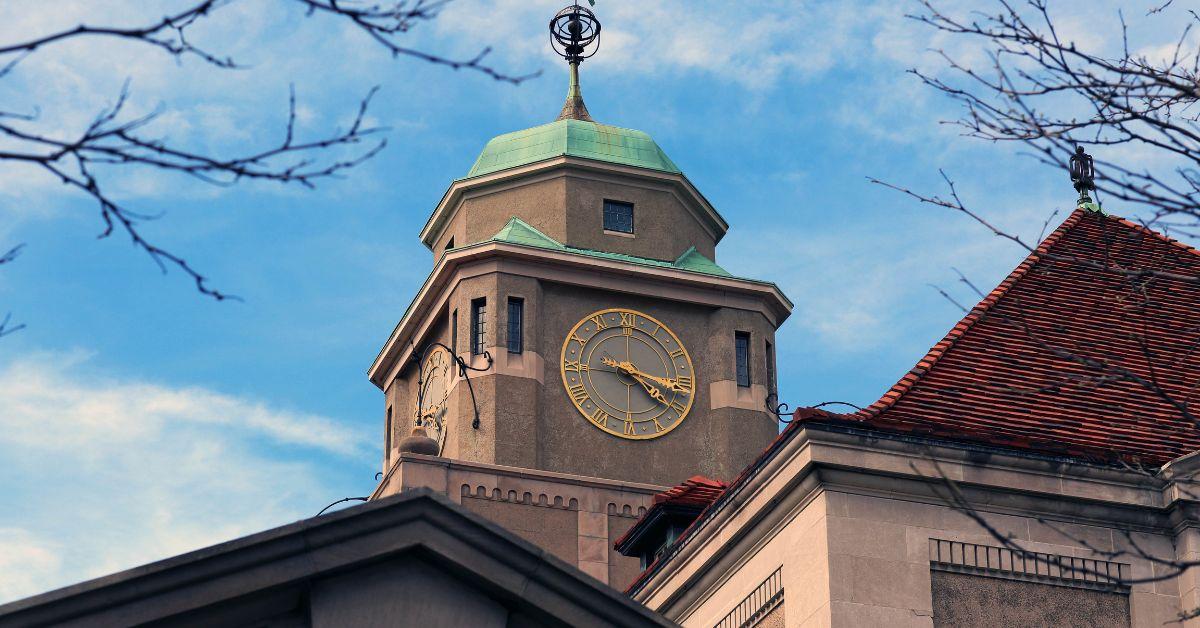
560 308 695 440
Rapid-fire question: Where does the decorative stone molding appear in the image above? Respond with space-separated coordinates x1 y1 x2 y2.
709 380 767 412
460 483 580 510
607 502 650 518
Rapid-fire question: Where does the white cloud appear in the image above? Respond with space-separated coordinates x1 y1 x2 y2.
0 350 372 603
0 528 62 603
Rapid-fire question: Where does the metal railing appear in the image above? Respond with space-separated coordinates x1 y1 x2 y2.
713 567 783 628
929 538 1130 591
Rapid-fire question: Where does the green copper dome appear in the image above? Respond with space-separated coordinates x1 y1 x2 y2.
464 118 681 179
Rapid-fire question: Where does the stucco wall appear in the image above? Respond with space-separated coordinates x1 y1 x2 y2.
757 603 785 628
384 266 780 487
930 572 1130 627
430 169 718 264
461 496 579 564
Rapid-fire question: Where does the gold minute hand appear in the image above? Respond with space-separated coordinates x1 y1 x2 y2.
631 373 669 405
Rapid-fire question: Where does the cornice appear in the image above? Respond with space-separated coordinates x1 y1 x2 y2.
367 241 793 388
418 156 730 250
631 422 1181 614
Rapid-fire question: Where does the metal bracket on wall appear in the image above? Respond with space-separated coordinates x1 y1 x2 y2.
766 396 863 425
412 342 493 430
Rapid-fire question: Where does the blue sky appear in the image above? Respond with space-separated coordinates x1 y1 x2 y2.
0 0 1186 602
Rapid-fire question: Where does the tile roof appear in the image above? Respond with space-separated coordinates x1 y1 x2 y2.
652 475 728 509
853 207 1200 467
613 476 727 552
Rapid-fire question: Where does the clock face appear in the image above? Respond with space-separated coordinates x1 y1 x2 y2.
414 345 453 454
560 308 695 440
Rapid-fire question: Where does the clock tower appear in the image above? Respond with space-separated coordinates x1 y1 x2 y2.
369 4 790 587
369 5 790 487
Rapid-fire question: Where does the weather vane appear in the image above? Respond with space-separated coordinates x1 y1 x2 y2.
550 2 601 121
1069 145 1096 207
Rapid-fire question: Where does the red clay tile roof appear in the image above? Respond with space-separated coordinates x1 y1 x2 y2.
852 207 1200 467
614 476 727 550
651 475 728 508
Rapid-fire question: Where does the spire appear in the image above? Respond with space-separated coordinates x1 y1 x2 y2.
549 3 601 122
557 62 593 121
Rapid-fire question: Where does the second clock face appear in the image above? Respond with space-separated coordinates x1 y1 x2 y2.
415 345 452 454
560 308 695 440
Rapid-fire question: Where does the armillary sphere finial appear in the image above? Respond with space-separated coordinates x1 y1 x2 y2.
1069 145 1096 207
549 3 601 122
549 3 601 64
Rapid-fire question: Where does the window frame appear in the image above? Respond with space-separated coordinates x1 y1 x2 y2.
602 199 635 234
470 298 487 356
507 297 524 354
735 331 751 388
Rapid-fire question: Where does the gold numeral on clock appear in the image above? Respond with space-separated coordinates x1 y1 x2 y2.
669 348 685 359
564 360 588 373
590 408 610 426
589 314 609 330
572 333 588 346
675 376 693 392
669 399 687 416
619 312 635 327
624 420 636 435
621 326 633 336
569 384 589 404
652 418 666 432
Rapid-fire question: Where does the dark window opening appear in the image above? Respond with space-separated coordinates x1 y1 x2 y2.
766 340 776 400
385 406 393 453
445 237 455 252
507 298 524 354
603 200 634 234
735 332 751 388
471 298 486 355
451 309 458 354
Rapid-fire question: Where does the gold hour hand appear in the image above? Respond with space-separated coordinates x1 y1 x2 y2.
603 357 688 395
601 356 670 405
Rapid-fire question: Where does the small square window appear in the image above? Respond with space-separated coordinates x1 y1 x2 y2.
603 200 634 234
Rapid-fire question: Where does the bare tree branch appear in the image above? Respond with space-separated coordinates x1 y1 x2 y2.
0 0 535 307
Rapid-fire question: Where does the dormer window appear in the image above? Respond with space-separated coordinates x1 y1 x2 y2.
603 200 634 234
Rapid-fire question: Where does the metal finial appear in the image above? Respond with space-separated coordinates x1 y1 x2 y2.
550 3 601 64
1069 145 1096 207
550 3 600 122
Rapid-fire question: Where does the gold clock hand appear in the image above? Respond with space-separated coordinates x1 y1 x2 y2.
632 374 669 405
601 356 670 405
611 360 689 394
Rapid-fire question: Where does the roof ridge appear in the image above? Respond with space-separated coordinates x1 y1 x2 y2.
1111 214 1200 260
855 207 1089 421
